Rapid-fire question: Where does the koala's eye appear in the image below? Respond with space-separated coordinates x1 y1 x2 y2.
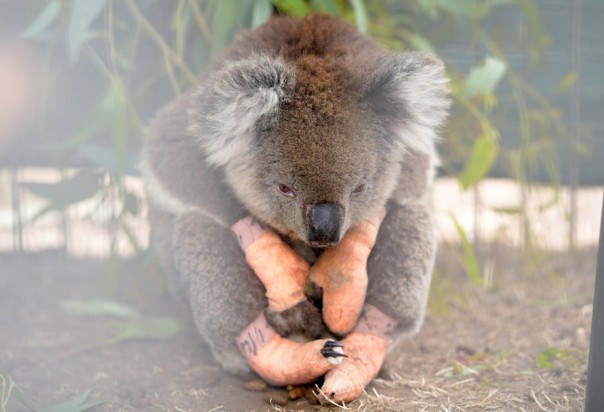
278 184 295 197
352 183 367 195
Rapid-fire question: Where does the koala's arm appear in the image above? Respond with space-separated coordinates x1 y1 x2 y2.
365 149 437 338
173 211 345 385
144 97 342 385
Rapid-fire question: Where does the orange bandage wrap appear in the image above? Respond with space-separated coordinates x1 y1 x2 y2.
320 304 397 403
309 210 386 335
232 217 309 312
237 313 340 386
245 231 309 312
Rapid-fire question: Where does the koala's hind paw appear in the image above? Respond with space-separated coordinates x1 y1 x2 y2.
320 340 347 365
265 299 325 339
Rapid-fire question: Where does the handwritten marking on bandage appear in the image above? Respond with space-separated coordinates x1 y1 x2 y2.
231 216 267 250
355 304 398 338
236 313 276 359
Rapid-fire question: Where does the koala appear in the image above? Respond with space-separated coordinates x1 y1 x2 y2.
142 14 449 400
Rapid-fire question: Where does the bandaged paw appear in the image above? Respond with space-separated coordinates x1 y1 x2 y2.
319 304 397 403
307 209 386 335
236 312 345 386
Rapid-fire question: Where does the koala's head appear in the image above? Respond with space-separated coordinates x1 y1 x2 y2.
189 52 449 246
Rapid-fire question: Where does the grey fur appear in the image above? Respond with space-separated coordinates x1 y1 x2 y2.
142 14 450 376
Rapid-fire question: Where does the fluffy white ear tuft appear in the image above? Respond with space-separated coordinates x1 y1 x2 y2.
365 52 450 155
188 54 296 167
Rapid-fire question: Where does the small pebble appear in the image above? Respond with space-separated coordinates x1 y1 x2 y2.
288 386 305 400
304 387 320 405
243 379 267 392
264 390 289 406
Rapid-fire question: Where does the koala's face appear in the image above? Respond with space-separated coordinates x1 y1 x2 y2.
249 94 399 247
190 52 449 246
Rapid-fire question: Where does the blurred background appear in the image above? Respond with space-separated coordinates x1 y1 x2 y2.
0 1 602 410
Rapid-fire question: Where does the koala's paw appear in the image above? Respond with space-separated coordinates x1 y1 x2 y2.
304 281 323 305
320 340 347 366
265 300 325 339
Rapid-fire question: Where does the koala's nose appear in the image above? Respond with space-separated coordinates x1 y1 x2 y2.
306 203 343 247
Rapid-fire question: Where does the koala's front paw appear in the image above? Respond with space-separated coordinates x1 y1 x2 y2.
265 299 325 339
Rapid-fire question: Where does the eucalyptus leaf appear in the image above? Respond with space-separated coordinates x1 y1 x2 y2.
536 347 566 368
59 299 140 319
350 0 368 34
67 0 106 63
458 134 499 189
272 0 311 18
211 0 242 57
463 56 507 98
252 0 273 28
21 0 61 39
436 0 489 19
118 317 181 340
450 214 481 286
310 0 341 14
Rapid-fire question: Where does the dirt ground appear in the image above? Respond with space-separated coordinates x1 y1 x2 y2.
0 242 595 411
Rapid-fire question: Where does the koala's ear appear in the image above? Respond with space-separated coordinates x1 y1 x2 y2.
364 52 450 155
188 54 295 167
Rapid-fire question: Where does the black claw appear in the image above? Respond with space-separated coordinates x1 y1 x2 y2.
320 340 347 358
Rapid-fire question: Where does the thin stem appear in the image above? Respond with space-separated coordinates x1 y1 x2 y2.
124 0 197 84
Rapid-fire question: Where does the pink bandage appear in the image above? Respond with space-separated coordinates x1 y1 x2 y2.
236 312 341 386
231 216 267 250
236 312 277 359
353 304 398 338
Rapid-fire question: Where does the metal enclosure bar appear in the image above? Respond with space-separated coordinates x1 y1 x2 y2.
585 193 604 411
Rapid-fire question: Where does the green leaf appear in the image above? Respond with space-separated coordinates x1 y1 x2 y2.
458 133 499 190
21 0 61 39
272 0 311 18
350 0 368 34
1 369 36 412
450 215 481 286
211 0 242 57
463 56 507 98
252 0 273 28
37 391 104 412
67 0 106 63
536 348 566 368
118 317 181 340
59 299 140 319
555 71 577 94
436 0 490 19
310 0 342 14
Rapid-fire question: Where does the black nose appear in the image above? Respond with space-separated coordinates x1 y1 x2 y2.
306 203 343 247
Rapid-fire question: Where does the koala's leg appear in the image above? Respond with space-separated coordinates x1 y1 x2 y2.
172 211 266 375
365 202 435 339
307 209 386 336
